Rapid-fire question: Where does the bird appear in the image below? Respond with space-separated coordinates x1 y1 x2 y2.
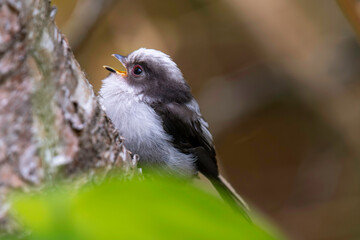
99 48 251 220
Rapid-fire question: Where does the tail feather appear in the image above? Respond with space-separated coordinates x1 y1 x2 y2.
209 175 252 222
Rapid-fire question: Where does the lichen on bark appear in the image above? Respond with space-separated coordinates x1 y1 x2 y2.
0 0 137 230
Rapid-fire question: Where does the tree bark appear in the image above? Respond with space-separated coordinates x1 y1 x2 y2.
0 0 136 229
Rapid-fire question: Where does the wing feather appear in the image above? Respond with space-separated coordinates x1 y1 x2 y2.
150 101 218 178
150 100 252 221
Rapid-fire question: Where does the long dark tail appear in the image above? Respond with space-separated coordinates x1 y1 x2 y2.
209 175 252 222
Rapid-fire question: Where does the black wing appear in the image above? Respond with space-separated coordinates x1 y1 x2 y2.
150 101 219 178
151 101 252 221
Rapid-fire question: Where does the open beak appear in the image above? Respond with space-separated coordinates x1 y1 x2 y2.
103 54 127 76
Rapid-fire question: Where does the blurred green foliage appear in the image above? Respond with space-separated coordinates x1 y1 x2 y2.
8 176 281 240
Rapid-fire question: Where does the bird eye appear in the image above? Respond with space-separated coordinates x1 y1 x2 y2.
132 65 143 76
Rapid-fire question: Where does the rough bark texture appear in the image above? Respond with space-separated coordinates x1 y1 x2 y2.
0 0 137 229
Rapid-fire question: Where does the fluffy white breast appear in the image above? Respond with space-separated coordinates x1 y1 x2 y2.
98 74 195 176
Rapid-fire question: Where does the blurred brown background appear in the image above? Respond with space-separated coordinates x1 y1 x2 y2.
52 0 360 239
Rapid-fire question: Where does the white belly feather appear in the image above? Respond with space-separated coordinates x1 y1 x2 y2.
99 74 195 176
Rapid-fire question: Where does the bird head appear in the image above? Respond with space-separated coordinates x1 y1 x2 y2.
103 48 191 103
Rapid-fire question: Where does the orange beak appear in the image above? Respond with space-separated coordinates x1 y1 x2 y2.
102 65 126 76
103 54 127 76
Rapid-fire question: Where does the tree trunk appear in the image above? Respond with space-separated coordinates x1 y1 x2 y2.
0 0 136 229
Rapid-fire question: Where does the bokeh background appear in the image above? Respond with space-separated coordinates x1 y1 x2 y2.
52 0 360 239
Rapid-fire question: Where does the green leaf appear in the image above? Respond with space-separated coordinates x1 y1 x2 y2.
10 176 283 240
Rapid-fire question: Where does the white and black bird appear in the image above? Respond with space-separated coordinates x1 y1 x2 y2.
99 48 250 220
